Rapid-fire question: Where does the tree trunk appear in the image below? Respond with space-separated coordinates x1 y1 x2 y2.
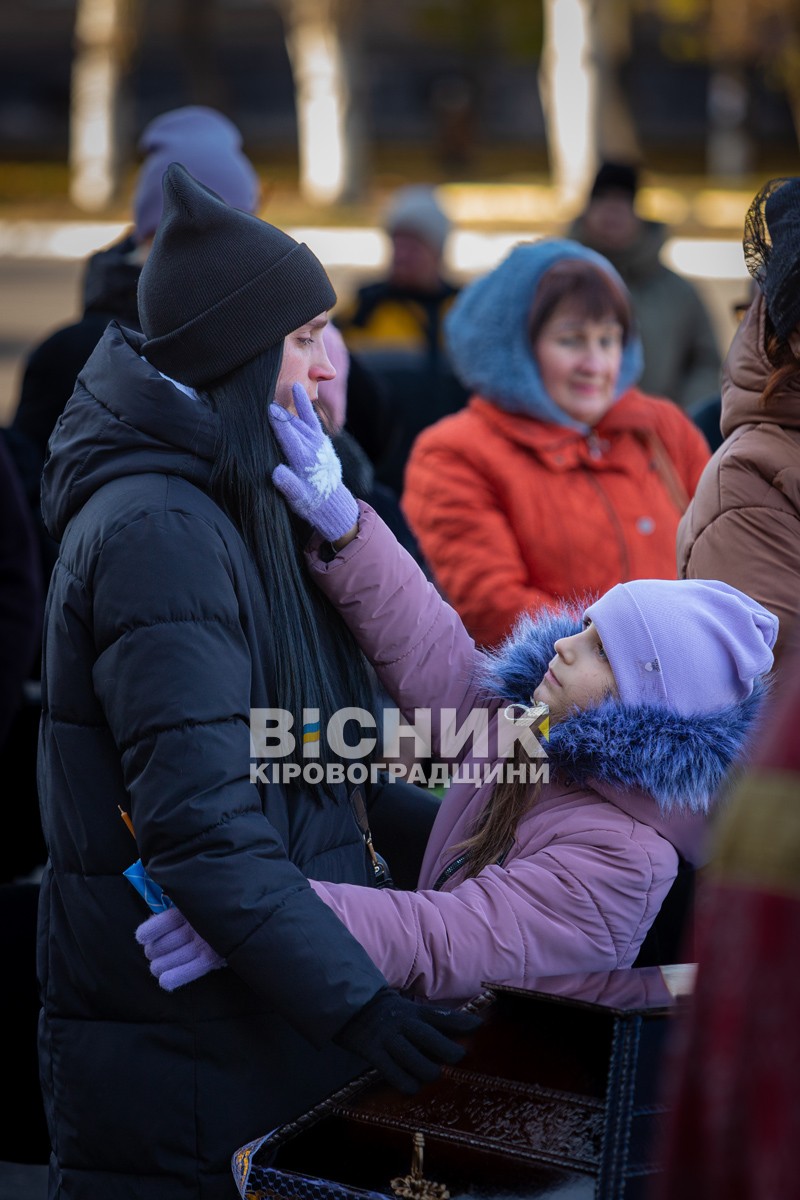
785 76 800 157
177 0 227 111
706 66 753 178
594 0 639 163
765 12 800 158
538 0 599 214
70 0 137 211
706 0 754 178
281 0 365 206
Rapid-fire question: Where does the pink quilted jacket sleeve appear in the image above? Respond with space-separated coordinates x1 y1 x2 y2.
306 502 486 758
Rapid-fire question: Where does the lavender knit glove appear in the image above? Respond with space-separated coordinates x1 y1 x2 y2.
135 906 226 992
269 383 359 542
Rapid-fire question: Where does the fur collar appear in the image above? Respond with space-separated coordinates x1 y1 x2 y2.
478 606 768 815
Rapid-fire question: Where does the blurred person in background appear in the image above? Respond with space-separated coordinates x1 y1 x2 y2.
0 435 41 785
402 239 710 649
336 184 468 493
10 104 261 476
317 313 404 495
318 323 423 566
677 177 800 670
569 161 721 410
338 184 459 361
686 281 760 455
0 437 44 1163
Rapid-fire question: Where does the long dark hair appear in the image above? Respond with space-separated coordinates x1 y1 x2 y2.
457 739 544 877
762 310 800 408
201 345 376 789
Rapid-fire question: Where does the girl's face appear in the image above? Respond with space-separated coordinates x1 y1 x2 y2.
275 312 336 413
532 618 618 723
532 301 624 426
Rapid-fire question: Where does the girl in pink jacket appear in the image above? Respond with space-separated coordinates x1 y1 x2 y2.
138 384 777 1005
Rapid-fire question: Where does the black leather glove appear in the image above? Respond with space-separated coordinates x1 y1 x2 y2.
334 987 482 1094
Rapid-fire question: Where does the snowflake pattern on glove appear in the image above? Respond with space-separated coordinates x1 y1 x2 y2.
307 437 342 500
269 383 359 542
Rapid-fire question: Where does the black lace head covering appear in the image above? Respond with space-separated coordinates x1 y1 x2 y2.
743 177 800 341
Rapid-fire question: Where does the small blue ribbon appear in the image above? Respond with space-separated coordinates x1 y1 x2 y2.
123 859 173 914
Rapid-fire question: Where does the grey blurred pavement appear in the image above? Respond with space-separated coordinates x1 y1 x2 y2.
0 231 374 426
0 222 749 428
0 251 375 426
1 257 83 425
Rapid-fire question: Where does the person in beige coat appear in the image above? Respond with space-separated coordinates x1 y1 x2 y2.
677 177 800 668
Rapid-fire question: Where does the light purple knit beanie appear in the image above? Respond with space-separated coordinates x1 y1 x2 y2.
133 105 260 242
584 579 778 717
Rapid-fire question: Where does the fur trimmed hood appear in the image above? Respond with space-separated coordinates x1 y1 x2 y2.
443 238 644 429
478 606 768 814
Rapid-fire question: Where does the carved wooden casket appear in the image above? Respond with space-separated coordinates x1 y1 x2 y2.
233 965 695 1200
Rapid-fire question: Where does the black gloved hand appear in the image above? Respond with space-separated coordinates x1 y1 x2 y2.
334 987 482 1095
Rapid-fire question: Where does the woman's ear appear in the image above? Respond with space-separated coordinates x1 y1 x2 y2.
787 326 800 360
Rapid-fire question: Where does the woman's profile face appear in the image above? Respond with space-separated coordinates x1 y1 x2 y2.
532 301 624 427
275 312 336 413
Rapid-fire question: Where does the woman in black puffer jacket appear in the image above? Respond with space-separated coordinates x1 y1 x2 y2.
37 164 473 1200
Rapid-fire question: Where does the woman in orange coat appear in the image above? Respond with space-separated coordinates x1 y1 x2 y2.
402 239 711 647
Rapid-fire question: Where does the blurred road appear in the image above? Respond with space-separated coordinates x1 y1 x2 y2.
1 257 83 425
0 226 748 426
0 244 375 425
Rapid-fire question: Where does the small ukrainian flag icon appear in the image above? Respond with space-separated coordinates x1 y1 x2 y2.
302 719 321 757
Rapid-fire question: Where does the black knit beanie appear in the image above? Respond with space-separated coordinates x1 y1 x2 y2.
743 177 800 342
590 161 639 202
138 162 336 386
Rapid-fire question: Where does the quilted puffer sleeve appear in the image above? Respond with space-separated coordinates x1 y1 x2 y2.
307 502 488 760
310 808 678 1003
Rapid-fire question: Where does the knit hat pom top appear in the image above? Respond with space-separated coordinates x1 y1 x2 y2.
138 163 336 387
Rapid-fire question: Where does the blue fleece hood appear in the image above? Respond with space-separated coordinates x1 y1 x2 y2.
444 238 644 428
477 606 768 814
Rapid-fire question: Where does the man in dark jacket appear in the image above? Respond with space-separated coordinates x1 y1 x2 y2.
569 161 722 410
336 185 468 493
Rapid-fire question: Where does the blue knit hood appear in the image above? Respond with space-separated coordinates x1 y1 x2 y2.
444 238 644 428
477 606 768 814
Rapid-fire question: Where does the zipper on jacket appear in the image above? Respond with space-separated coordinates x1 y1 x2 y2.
586 469 631 580
432 842 512 891
432 853 469 891
586 431 607 460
